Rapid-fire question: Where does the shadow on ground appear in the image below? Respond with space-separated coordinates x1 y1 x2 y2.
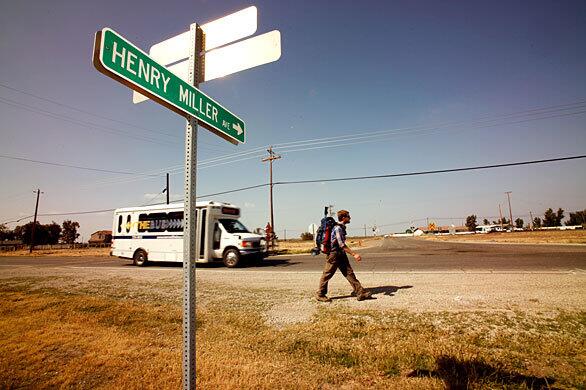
407 355 557 389
331 285 413 300
132 258 300 269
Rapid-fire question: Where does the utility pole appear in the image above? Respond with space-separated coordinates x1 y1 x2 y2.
529 211 534 230
327 205 334 217
364 224 367 237
166 173 170 204
498 204 504 231
29 189 42 253
505 191 513 230
262 146 281 247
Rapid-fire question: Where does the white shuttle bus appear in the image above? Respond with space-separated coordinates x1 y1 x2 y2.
111 201 266 267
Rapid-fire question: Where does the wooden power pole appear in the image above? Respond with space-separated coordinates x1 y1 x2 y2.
262 146 281 247
166 173 170 204
29 189 42 253
505 191 513 230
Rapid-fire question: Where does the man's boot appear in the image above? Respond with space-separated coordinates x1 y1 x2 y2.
357 291 372 301
316 294 332 302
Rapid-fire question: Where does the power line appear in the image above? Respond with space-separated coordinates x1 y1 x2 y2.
0 154 159 176
270 100 586 151
275 155 586 185
0 96 179 146
0 82 245 152
141 191 165 207
122 154 586 206
55 100 586 190
3 155 584 224
0 82 179 138
273 108 586 156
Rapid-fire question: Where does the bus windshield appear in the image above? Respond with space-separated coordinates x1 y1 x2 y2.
220 219 250 233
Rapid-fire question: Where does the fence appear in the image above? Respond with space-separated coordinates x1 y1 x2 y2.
0 242 111 252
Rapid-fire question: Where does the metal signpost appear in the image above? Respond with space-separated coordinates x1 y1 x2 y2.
92 7 280 389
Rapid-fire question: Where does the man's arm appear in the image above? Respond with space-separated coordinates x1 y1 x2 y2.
342 245 362 262
337 227 362 261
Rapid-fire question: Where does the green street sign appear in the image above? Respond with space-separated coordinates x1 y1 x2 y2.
93 28 245 144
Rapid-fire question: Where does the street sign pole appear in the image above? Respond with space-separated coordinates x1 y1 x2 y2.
182 22 202 390
92 9 281 389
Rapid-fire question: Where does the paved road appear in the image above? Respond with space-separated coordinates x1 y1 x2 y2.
1 238 584 272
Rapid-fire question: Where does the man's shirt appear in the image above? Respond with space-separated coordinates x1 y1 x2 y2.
331 224 347 251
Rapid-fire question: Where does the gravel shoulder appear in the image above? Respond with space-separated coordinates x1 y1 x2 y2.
1 264 583 329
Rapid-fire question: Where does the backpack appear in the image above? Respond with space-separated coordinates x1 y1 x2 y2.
311 207 337 256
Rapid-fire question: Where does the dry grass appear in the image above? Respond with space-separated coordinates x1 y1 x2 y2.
277 236 383 254
0 247 110 257
420 229 586 244
0 280 182 389
1 277 584 389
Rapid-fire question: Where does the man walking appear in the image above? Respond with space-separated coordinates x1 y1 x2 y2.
316 209 372 302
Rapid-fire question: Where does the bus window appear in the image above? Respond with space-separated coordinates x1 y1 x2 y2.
138 213 167 232
167 211 184 232
213 223 221 250
117 215 123 233
220 219 249 233
221 207 240 216
138 214 148 232
200 210 206 257
126 215 131 233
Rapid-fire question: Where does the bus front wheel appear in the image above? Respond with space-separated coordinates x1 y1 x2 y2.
133 249 148 267
223 249 240 268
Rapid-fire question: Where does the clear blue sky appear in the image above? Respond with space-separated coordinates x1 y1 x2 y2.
1 0 585 239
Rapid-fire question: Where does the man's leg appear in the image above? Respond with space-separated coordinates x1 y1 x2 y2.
316 253 338 298
338 253 368 297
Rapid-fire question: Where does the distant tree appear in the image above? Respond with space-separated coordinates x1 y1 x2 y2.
533 217 542 229
15 222 61 245
514 218 524 229
0 224 16 241
14 222 36 245
465 215 477 232
556 208 565 226
500 217 510 226
543 208 564 227
46 222 61 245
300 232 313 241
482 218 489 225
61 220 80 245
566 210 586 226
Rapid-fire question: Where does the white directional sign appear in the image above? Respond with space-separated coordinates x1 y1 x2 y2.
151 6 258 65
133 30 281 103
133 6 281 104
205 30 281 80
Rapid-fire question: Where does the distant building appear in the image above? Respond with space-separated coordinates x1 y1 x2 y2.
418 225 469 234
89 230 112 244
0 240 23 251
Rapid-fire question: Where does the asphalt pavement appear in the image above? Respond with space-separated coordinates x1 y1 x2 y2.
1 238 584 273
